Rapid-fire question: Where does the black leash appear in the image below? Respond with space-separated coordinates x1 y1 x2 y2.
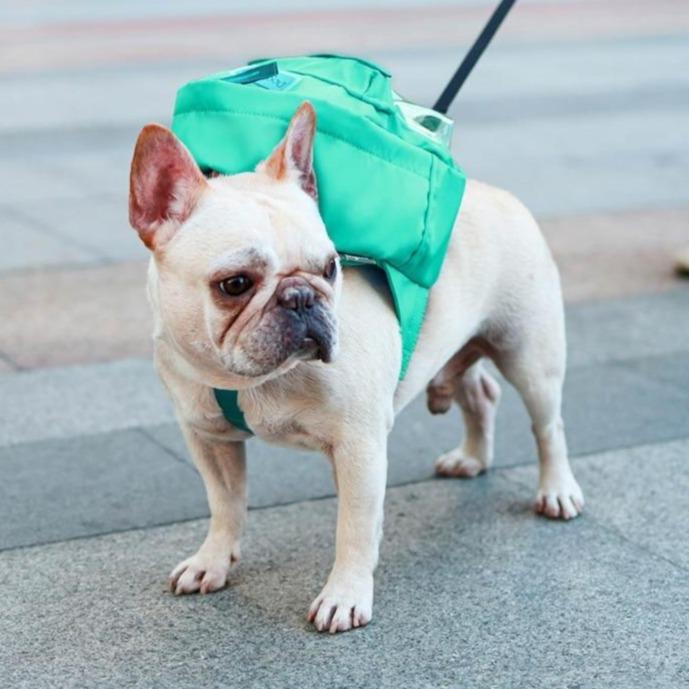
433 0 518 114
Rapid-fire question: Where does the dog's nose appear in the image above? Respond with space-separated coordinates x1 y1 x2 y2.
278 284 315 311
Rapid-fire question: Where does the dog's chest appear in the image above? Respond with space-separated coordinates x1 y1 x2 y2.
247 411 332 455
253 418 327 453
239 378 336 455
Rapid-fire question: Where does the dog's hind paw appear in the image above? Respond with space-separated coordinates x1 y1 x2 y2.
435 449 486 478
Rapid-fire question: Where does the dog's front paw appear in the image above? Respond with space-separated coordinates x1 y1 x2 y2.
535 473 584 520
169 544 239 595
435 448 486 478
307 573 373 634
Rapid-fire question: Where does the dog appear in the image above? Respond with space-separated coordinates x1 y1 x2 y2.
128 101 584 633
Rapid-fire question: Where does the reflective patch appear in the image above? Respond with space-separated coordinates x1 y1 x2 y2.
255 71 301 91
222 61 278 84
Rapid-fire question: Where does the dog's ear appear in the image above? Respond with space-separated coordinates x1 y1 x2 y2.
129 124 207 250
259 101 318 201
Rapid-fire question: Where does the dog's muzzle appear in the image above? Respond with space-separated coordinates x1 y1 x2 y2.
277 283 336 363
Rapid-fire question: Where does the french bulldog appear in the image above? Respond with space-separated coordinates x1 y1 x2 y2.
128 101 584 634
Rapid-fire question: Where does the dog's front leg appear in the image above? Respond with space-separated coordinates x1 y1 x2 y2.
169 425 247 595
308 435 388 633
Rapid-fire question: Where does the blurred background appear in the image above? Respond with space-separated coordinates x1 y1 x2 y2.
3 0 689 359
1 0 688 686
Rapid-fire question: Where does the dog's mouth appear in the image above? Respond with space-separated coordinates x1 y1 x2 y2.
300 332 334 363
299 305 337 364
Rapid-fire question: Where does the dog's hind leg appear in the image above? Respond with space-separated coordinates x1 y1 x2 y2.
428 358 502 478
493 298 584 519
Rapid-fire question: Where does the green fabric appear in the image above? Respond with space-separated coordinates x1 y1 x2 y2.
171 54 466 433
213 389 252 433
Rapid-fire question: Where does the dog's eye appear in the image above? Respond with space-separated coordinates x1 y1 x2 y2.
323 257 337 281
218 275 253 297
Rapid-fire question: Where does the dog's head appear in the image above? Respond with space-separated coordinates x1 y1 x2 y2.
129 102 340 389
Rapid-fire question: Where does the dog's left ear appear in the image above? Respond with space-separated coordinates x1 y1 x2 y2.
259 101 318 201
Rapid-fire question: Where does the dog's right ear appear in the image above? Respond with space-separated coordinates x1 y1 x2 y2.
129 124 207 250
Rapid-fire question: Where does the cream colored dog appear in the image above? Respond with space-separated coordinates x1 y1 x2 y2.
128 102 583 634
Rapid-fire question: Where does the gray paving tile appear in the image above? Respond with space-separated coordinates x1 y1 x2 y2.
560 360 689 458
0 359 173 447
0 475 686 688
506 438 689 571
16 194 148 263
617 350 689 393
0 207 93 273
0 429 206 551
566 287 689 368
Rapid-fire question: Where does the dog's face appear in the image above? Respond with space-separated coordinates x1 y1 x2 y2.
129 103 340 388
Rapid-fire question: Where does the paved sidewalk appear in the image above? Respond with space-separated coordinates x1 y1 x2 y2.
3 439 689 689
1 1 688 687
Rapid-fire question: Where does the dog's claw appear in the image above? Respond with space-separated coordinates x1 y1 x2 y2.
535 477 585 520
308 576 373 633
169 549 235 595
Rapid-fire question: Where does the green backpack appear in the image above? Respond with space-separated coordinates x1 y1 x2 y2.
171 54 466 432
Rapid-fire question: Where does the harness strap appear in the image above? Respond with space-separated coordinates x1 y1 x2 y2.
214 388 253 434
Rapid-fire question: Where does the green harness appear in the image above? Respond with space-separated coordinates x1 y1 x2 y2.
171 55 466 433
